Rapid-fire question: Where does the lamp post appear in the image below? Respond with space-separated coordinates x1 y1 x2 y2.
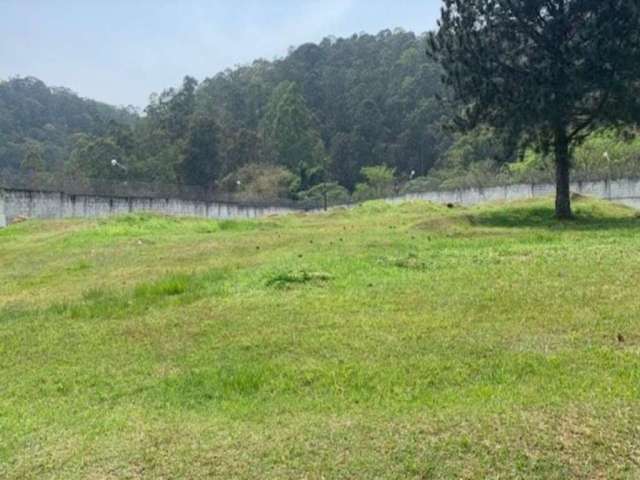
603 152 612 177
603 152 612 199
110 158 129 197
111 158 128 172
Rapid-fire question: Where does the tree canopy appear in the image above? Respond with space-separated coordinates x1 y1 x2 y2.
0 76 136 174
429 0 640 218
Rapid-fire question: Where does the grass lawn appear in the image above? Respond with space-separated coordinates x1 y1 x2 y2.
1 196 640 479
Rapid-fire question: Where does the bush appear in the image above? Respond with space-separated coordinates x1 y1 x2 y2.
353 165 396 201
400 176 441 194
573 128 640 180
218 163 296 201
298 182 351 207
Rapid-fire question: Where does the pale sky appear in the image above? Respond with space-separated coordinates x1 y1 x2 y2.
0 0 442 108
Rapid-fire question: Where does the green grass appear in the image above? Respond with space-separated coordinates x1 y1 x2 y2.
2 197 640 479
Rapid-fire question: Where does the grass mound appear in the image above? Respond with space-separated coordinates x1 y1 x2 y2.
1 197 640 479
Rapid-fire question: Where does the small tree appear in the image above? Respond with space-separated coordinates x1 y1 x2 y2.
298 182 351 209
219 163 296 201
429 1 640 218
354 165 396 200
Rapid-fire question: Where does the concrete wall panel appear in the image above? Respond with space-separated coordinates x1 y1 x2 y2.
3 179 640 227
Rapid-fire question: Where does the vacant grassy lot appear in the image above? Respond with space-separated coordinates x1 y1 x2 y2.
1 197 640 479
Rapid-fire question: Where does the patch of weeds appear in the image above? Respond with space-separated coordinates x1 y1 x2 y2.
134 274 190 299
159 365 273 407
379 253 429 271
23 270 228 324
81 287 112 302
132 270 228 307
83 214 239 240
192 270 228 297
218 219 281 232
0 302 34 325
54 287 130 320
193 222 221 234
77 287 129 318
60 214 184 244
98 213 181 233
265 269 333 289
65 260 93 273
190 218 282 235
0 225 25 239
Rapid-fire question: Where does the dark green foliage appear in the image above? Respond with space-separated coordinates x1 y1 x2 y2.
354 165 397 200
298 182 351 206
184 30 453 193
429 0 640 218
20 139 45 173
177 111 221 190
9 22 639 203
1 30 452 196
261 81 328 190
66 134 127 182
0 76 136 173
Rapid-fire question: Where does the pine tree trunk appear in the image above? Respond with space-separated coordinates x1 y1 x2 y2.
554 130 572 219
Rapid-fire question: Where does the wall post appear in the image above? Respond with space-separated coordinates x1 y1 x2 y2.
0 189 6 228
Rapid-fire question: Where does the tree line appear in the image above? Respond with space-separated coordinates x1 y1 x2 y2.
2 24 639 208
1 30 453 201
0 76 136 174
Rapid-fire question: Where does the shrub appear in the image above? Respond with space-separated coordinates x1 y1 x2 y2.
298 182 351 207
218 163 296 201
353 165 396 201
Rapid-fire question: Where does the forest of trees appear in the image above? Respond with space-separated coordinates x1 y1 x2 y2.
0 77 136 172
1 29 639 202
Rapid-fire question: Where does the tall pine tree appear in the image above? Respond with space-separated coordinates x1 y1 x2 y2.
261 81 328 190
429 0 640 218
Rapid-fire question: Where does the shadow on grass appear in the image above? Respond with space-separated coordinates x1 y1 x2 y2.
471 203 640 231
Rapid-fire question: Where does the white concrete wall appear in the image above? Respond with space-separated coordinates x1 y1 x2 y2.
2 178 640 226
1 189 296 224
0 191 6 228
394 178 640 209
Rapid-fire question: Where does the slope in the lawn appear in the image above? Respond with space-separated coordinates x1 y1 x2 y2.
1 197 639 479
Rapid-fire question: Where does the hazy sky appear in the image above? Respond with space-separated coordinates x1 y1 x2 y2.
1 1 441 108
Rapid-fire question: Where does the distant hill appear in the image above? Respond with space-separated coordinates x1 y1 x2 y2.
0 76 138 172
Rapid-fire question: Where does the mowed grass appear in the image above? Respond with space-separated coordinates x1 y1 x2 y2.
1 197 640 479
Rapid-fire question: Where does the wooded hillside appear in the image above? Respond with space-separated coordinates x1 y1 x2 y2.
2 29 638 201
0 76 136 173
